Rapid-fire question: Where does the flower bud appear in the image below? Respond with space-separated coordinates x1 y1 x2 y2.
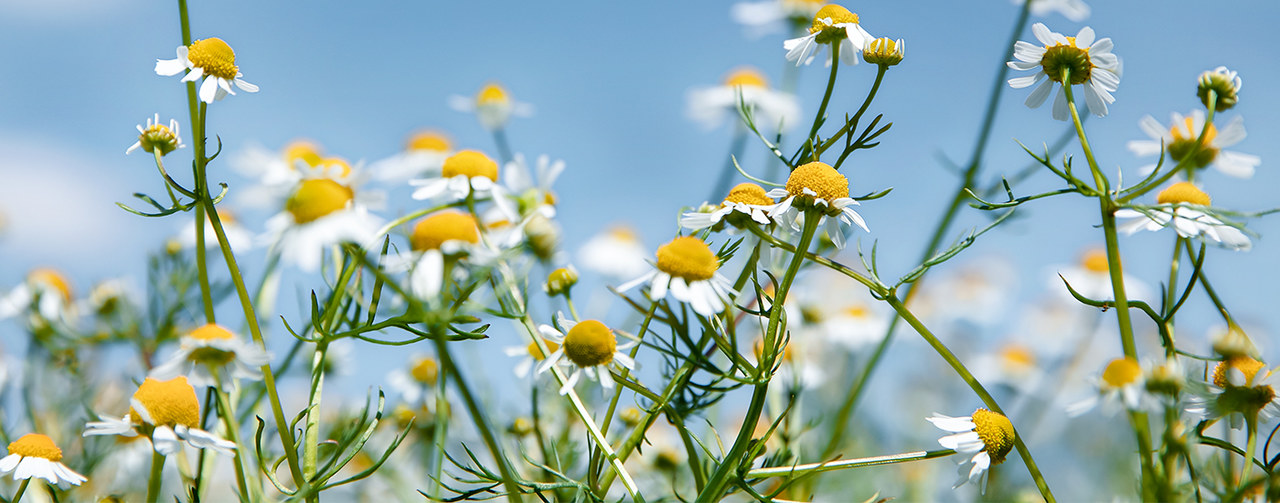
544 267 579 297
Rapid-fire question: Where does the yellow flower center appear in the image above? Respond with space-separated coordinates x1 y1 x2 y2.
410 357 439 385
28 268 72 302
1167 118 1219 167
723 68 768 89
186 323 238 365
545 267 578 296
1040 38 1093 86
1156 182 1211 206
129 377 200 428
655 236 719 282
283 140 324 168
407 131 452 152
526 339 561 360
186 38 240 80
442 150 499 181
477 83 509 106
1081 249 1109 273
863 37 904 66
1000 345 1036 368
1213 356 1266 388
190 323 235 341
286 179 354 224
810 5 860 44
562 320 617 367
723 182 775 206
842 304 870 318
970 408 1016 465
7 433 62 462
410 210 480 252
1101 357 1142 387
785 162 849 202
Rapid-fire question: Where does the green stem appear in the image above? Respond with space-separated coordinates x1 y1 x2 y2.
146 450 167 503
815 64 887 157
213 377 257 501
804 43 841 162
302 339 329 498
10 479 30 503
1183 239 1236 326
152 150 181 205
1242 414 1259 489
747 449 955 478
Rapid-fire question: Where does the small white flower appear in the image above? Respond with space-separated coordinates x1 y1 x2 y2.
155 37 258 104
783 4 874 66
1127 110 1260 179
927 409 1017 490
1186 356 1280 429
1053 247 1151 302
175 208 255 254
369 130 454 183
386 354 439 405
149 323 272 390
687 67 801 131
0 433 86 489
1115 182 1250 251
504 336 562 380
767 161 870 249
619 236 736 317
126 113 184 156
503 153 565 219
535 314 636 395
1007 23 1120 120
84 377 235 455
263 176 384 272
392 210 490 301
0 268 76 323
448 82 533 131
578 225 650 280
411 150 516 219
1067 357 1157 416
680 182 776 233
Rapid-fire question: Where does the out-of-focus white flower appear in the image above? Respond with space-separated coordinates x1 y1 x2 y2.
263 175 383 272
1054 247 1151 302
503 153 564 219
1011 0 1090 21
387 354 439 405
731 0 824 37
0 268 76 322
448 82 533 131
175 208 255 254
1007 23 1119 121
154 37 258 104
393 210 490 301
1115 182 1250 251
1067 357 1158 416
149 323 272 390
370 130 454 183
972 343 1043 394
687 67 801 131
578 225 650 280
1127 110 1259 179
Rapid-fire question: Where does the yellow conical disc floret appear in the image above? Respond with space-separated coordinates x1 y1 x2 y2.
656 236 718 282
442 150 499 181
28 268 72 302
1101 357 1142 387
526 339 561 360
187 38 240 80
1081 249 1109 273
407 131 452 152
1213 356 1266 388
1167 118 1219 167
286 179 354 224
1156 182 1211 206
724 68 768 89
129 377 200 428
410 357 439 385
786 162 849 202
190 323 235 341
8 433 63 462
863 37 904 66
970 408 1016 465
563 320 617 367
1040 37 1092 85
410 210 480 252
810 5 859 44
283 140 324 168
477 83 509 106
723 183 774 206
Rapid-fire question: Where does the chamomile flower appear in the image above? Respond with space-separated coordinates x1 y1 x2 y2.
411 150 515 217
731 0 825 37
1115 182 1250 250
84 376 236 455
232 140 329 207
687 67 801 131
1054 247 1151 302
1011 0 1090 21
263 176 383 271
578 225 650 280
1198 66 1242 111
0 433 86 489
783 4 875 66
0 268 75 322
681 182 776 232
1067 357 1155 416
767 161 870 249
1007 23 1120 121
1127 110 1259 179
503 153 564 218
401 210 487 301
619 236 736 317
862 37 904 67
154 37 258 104
175 208 254 254
1186 356 1280 429
535 316 636 395
370 130 454 182
387 355 439 405
927 409 1017 489
972 343 1043 394
504 337 561 379
149 323 271 390
449 82 533 131
125 114 183 156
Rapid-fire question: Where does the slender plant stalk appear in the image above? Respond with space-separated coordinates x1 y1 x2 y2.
747 449 955 478
804 43 841 161
146 450 167 503
10 479 30 503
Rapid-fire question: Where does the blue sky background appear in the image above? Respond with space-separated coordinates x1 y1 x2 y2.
2 0 1280 482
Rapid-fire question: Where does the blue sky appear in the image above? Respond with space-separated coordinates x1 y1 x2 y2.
1 0 1279 380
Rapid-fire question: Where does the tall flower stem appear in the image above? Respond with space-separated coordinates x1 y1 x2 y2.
212 376 258 501
804 43 840 162
10 479 29 503
1241 414 1260 489
146 450 167 503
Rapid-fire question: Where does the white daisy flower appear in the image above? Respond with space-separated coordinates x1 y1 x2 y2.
0 268 75 322
0 433 86 489
681 182 776 233
386 354 438 405
687 67 801 131
448 82 533 131
154 37 259 104
1054 247 1151 302
397 210 489 301
1067 357 1157 416
578 225 650 280
1007 23 1120 120
503 336 562 380
149 323 272 390
1186 356 1280 429
783 4 875 67
175 208 255 254
1011 0 1090 21
731 0 824 37
766 161 870 249
263 175 384 272
84 376 236 456
912 257 1015 329
503 153 564 219
535 315 636 395
126 113 184 156
926 409 1017 489
370 130 454 183
230 139 329 208
411 150 515 218
1115 182 1251 251
619 236 736 317
971 343 1043 394
1127 110 1260 179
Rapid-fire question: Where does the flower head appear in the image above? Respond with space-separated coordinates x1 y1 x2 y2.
767 161 870 248
620 236 736 316
1198 66 1241 111
681 182 776 233
449 82 533 131
1115 182 1250 250
783 4 875 66
1187 356 1280 428
0 433 86 489
927 409 1016 489
1127 110 1259 179
579 225 650 280
126 114 184 156
387 355 440 405
265 174 383 272
0 268 76 324
411 150 514 216
731 0 825 37
1007 23 1119 120
544 266 578 297
401 210 487 300
862 37 904 66
536 316 636 394
687 67 801 131
1068 357 1159 416
371 130 455 182
149 323 272 390
84 377 235 455
155 37 259 104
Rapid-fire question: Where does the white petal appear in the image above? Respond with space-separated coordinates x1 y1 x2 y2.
152 426 182 455
1051 86 1071 121
198 77 219 104
1024 77 1053 108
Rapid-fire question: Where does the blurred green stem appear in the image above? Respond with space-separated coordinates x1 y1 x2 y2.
146 450 166 503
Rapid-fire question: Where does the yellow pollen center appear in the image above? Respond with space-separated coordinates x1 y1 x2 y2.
970 408 1016 464
842 304 870 318
442 150 499 181
28 268 72 302
8 433 63 462
1171 117 1218 145
562 320 617 367
1156 182 1211 206
1101 357 1142 387
1081 249 1109 273
655 236 719 281
724 68 768 89
786 162 849 202
286 179 354 224
1167 119 1220 166
410 357 439 385
1000 345 1035 368
810 5 860 43
1213 356 1266 387
129 377 200 428
410 211 480 252
186 38 239 80
526 339 561 360
283 140 324 168
723 183 774 206
1040 40 1092 85
190 323 235 341
477 84 509 106
407 131 452 152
